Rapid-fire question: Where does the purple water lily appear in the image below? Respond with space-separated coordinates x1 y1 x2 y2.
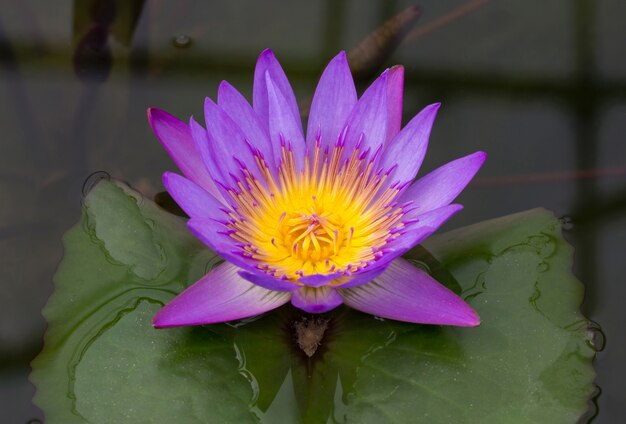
148 49 486 328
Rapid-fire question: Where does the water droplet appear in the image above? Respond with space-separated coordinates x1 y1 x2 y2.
172 34 192 48
82 171 111 197
586 320 606 352
560 215 574 231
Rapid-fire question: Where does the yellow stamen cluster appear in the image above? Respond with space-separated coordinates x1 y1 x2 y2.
224 137 405 281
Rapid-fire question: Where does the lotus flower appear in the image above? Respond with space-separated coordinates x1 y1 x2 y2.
148 49 486 328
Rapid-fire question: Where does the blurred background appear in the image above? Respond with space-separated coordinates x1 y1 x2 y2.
1 0 625 422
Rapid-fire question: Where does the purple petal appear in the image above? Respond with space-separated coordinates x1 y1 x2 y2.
378 103 440 186
147 108 221 200
253 49 301 131
153 262 291 328
385 65 404 144
396 203 464 249
265 72 306 170
189 117 238 204
238 270 301 292
291 286 343 313
306 51 357 151
332 265 388 289
162 172 228 219
299 272 343 287
217 81 276 167
187 218 260 274
340 258 480 326
189 116 227 189
203 98 267 186
399 151 487 214
342 70 388 158
378 204 464 267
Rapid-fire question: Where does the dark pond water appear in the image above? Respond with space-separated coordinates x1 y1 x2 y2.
1 0 625 422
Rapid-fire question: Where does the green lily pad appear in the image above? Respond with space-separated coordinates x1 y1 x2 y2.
31 180 596 423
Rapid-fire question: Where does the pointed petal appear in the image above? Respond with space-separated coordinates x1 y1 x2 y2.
189 116 227 186
306 51 357 151
238 270 301 292
399 151 487 214
203 98 267 187
218 81 275 167
340 258 480 326
378 103 440 185
162 172 228 219
385 65 404 144
189 117 236 203
379 204 464 267
153 262 291 328
266 72 306 170
253 49 301 129
291 286 343 313
342 70 388 157
187 218 259 273
396 203 464 249
147 108 221 199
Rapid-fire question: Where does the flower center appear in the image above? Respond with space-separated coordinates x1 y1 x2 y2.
279 212 342 262
223 135 406 282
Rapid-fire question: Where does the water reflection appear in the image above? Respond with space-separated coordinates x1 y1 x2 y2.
72 0 145 81
229 306 412 423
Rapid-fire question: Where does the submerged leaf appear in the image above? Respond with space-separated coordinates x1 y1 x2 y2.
31 180 595 423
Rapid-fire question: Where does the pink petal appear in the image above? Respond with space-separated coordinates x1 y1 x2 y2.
153 262 291 328
340 258 480 326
